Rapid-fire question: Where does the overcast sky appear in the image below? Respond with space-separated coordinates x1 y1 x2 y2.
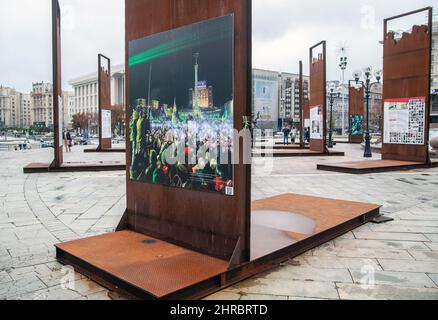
0 0 435 93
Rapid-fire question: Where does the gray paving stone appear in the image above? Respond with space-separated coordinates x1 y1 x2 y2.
334 239 430 251
409 250 438 261
292 256 382 271
17 285 83 301
353 231 429 242
261 266 353 283
379 259 438 273
84 291 111 300
426 234 438 242
204 291 242 301
426 243 438 251
350 270 436 289
369 224 438 234
240 293 288 300
0 276 47 299
0 271 12 284
229 278 339 300
337 284 438 300
428 274 438 286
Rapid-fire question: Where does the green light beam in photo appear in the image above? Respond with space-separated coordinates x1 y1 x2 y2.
128 23 232 67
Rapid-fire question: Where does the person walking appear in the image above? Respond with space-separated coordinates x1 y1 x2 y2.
291 126 298 145
305 127 311 143
282 124 291 145
66 130 73 153
63 129 69 153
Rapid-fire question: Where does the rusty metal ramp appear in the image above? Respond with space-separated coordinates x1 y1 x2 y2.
56 194 381 300
55 231 228 299
317 160 428 174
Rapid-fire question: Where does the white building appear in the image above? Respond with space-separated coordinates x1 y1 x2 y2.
0 86 33 128
69 64 125 116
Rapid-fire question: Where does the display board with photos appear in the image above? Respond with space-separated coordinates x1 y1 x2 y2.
128 15 234 195
384 97 426 145
310 105 323 140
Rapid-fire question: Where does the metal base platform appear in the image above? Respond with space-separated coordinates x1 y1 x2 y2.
84 148 126 153
55 194 380 300
257 145 310 151
23 162 126 174
253 149 345 158
317 160 434 174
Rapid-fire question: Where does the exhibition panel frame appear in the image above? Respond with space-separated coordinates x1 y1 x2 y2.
318 7 434 174
56 0 380 300
23 0 125 173
85 54 126 153
381 7 432 163
308 41 327 154
348 80 365 144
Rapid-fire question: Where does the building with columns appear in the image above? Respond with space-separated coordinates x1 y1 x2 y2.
69 64 125 116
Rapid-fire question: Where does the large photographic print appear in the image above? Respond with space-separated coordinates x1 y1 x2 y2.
128 15 234 195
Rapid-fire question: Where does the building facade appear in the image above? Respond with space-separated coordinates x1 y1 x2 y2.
31 82 53 127
431 12 438 127
252 69 280 131
69 64 125 116
279 72 309 126
0 86 33 129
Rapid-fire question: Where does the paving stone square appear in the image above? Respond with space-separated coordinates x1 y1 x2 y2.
1 144 438 300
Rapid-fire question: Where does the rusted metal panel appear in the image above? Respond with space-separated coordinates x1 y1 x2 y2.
317 159 429 174
98 54 113 150
299 61 305 148
124 0 252 262
56 231 228 299
52 0 63 168
382 8 432 163
349 81 365 143
56 194 380 300
309 41 327 153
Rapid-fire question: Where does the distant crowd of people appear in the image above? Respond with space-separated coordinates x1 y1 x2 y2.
282 124 310 145
129 103 234 194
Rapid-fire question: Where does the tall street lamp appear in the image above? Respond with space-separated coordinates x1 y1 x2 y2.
353 67 382 158
327 83 341 149
339 56 348 136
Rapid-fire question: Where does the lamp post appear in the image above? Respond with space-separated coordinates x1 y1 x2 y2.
353 67 382 158
339 56 348 136
327 83 341 149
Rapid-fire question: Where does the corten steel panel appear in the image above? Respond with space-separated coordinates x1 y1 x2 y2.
124 0 252 262
317 160 428 174
251 194 380 260
56 194 380 300
349 82 365 143
98 54 113 150
299 61 305 148
382 8 432 163
52 0 63 168
56 231 228 299
303 98 310 121
309 41 327 153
